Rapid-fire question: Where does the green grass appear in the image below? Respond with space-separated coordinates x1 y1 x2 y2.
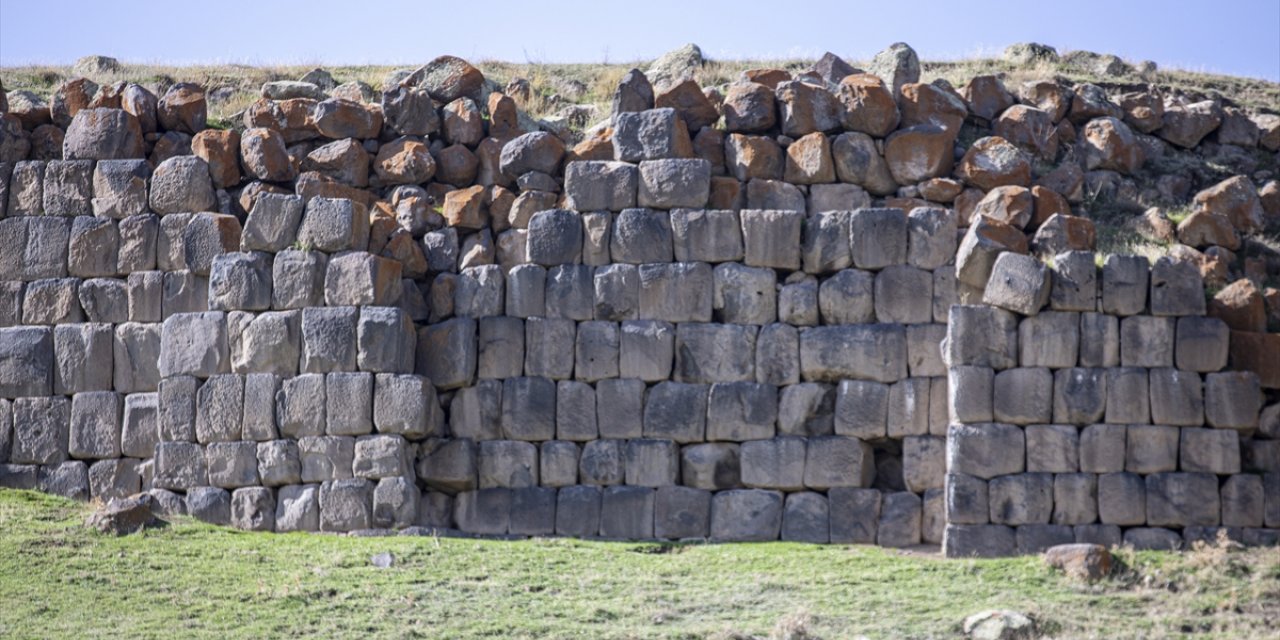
1 490 1278 639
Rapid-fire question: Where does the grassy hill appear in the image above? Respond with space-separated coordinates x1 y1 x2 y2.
1 489 1277 639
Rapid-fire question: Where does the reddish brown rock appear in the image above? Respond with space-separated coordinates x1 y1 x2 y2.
240 127 297 182
1229 332 1280 389
1030 185 1071 228
61 107 145 161
245 98 315 143
957 136 1032 191
1069 83 1123 124
955 214 1030 288
1117 92 1164 134
375 136 436 185
1044 544 1113 582
1260 181 1279 218
918 177 964 203
898 82 967 132
191 129 242 188
655 79 720 133
971 185 1035 229
405 55 485 103
693 126 726 175
149 131 191 166
837 73 899 138
1216 108 1259 147
1032 214 1096 254
442 98 484 147
435 143 479 187
475 137 514 188
1018 81 1071 122
157 82 207 134
1082 117 1144 175
1210 279 1267 332
382 229 428 279
1255 114 1280 151
89 81 126 109
303 138 370 187
954 188 986 226
313 98 382 140
1037 163 1084 203
962 75 1015 122
721 82 776 133
709 176 744 210
831 132 897 196
1160 100 1222 148
994 105 1058 160
443 184 488 229
741 69 791 89
1177 210 1240 250
29 124 64 160
121 84 159 134
487 92 521 140
236 181 291 215
884 196 932 213
783 132 835 184
884 124 954 184
1193 176 1266 231
1132 207 1177 244
1167 245 1228 289
776 80 843 137
725 133 783 181
51 77 98 128
566 129 614 164
294 171 377 209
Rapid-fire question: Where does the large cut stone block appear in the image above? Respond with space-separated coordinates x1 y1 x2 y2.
159 311 229 379
799 324 907 383
637 262 713 322
415 318 477 390
946 423 1025 479
710 489 783 542
674 323 756 384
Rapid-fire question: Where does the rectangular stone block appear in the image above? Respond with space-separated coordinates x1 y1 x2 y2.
800 324 908 383
619 320 674 381
593 264 639 321
242 193 304 252
1049 250 1097 312
555 485 601 537
297 197 368 253
1019 311 1079 368
944 305 1019 370
1079 423 1126 473
207 441 260 488
642 381 707 443
564 161 638 212
509 486 556 536
277 373 326 438
575 321 619 382
674 323 756 384
21 278 82 325
11 398 70 466
849 208 907 270
78 278 128 323
637 262 713 322
454 488 511 535
92 160 151 219
373 374 442 440
53 324 113 395
654 485 711 540
1078 312 1119 368
257 440 302 487
600 485 655 539
610 208 674 264
943 524 1016 558
740 437 805 491
501 377 556 441
476 316 524 380
710 489 782 542
1120 315 1174 368
539 441 579 488
713 262 776 325
153 441 208 490
319 478 373 532
555 380 597 441
1105 367 1149 424
578 439 624 486
625 439 679 487
325 372 373 436
271 249 327 310
829 487 880 544
596 378 644 439
113 322 161 393
1149 368 1204 426
1205 371 1262 430
160 311 229 379
878 491 922 547
993 367 1053 425
69 391 122 460
449 380 501 441
1101 254 1148 316
946 422 1025 479
195 373 243 443
416 317 477 390
1174 316 1229 373
161 270 208 319
299 436 356 483
1126 424 1179 474
68 217 120 278
801 210 851 274
670 209 744 263
988 473 1053 525
118 214 158 273
740 209 803 270
782 491 830 543
947 366 993 425
505 264 546 319
43 159 94 216
121 392 159 458
1180 428 1240 474
1146 472 1220 527
1053 368 1107 425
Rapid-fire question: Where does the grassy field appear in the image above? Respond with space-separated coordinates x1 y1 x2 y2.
0 490 1277 639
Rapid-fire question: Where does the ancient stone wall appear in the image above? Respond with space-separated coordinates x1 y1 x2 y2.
1 48 1278 553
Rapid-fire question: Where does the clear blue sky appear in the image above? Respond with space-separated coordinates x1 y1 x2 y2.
2 0 1278 81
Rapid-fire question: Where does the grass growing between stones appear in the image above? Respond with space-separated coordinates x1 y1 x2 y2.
0 489 1277 639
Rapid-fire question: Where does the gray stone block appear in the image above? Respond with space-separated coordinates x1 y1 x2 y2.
505 264 547 319
524 317 575 379
271 249 326 310
887 377 930 438
257 440 302 487
555 380 597 441
1174 316 1229 373
6 161 45 218
1016 524 1075 554
1120 316 1174 368
817 268 875 324
159 311 229 379
1019 311 1079 368
878 491 922 547
674 323 756 384
1053 368 1107 425
1179 428 1240 474
544 264 594 321
875 265 933 324
944 524 1016 557
740 437 806 491
706 382 777 441
1149 368 1204 426
907 207 957 270
0 282 21 327
207 441 260 488
325 252 402 308
208 252 272 312
654 486 711 540
87 459 141 501
574 321 619 382
126 271 162 322
849 208 907 270
9 397 70 466
354 307 415 375
299 306 357 374
711 489 783 542
670 209 744 263
802 211 851 273
946 422 1025 479
800 324 908 383
1146 472 1220 527
755 324 798 386
43 159 94 216
902 435 946 493
153 441 208 490
1073 524 1122 548
182 213 242 276
613 108 683 162
1079 423 1126 473
1101 254 1148 316
242 193 304 252
160 270 208 319
21 278 82 325
829 487 881 544
277 374 326 438
778 382 834 437
982 252 1051 316
187 486 232 526
449 380 501 441
509 486 556 536
1149 256 1205 316
69 391 121 460
600 485 655 539
944 305 1019 369
617 321 673 383
78 278 129 323
625 438 680 487
1205 372 1262 430
53 324 113 395
156 214 191 272
680 442 740 490
1126 425 1179 474
118 215 159 274
92 159 151 219
946 472 990 525
834 379 889 439
455 264 504 319
993 367 1053 425
555 485 602 537
806 435 875 490
230 487 277 532
417 439 476 493
112 322 161 393
353 434 410 479
713 263 776 324
1105 367 1149 424
592 264 639 321
781 492 830 543
320 478 373 532
1052 473 1097 524
298 436 355 483
610 208 674 264
1049 251 1097 312
580 212 610 266
226 311 300 378
195 373 243 444
904 324 947 380
740 209 803 270
527 209 583 266
947 365 994 424
595 378 644 439
638 159 711 209
297 198 368 253
68 217 120 278
539 441 580 487
369 374 438 440
19 218 72 280
637 262 713 322
37 461 89 501
120 392 159 458
0 463 37 490
454 488 511 535
325 372 373 436
564 161 638 211
148 156 215 214
989 473 1053 525
1221 475 1264 527
578 439 625 486
643 381 708 443
500 377 556 441
416 317 477 390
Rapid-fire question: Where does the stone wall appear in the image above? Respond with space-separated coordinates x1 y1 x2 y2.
1 46 1277 551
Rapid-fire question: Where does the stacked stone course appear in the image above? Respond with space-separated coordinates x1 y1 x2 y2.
1 46 1278 552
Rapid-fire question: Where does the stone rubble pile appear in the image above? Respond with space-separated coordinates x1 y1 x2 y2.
0 44 1277 552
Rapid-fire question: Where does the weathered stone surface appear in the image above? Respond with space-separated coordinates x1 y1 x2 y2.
148 155 216 215
527 209 583 266
563 161 637 212
800 324 907 383
946 422 1025 480
600 486 654 539
63 108 145 161
884 124 954 184
296 197 368 253
710 489 783 542
1160 101 1222 149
